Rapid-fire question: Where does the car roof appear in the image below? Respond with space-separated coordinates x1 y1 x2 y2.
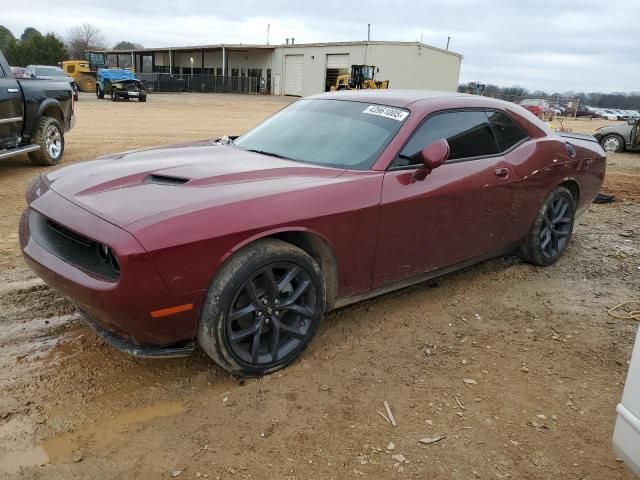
305 89 471 108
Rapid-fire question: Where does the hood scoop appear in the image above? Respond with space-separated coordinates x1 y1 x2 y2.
143 174 190 186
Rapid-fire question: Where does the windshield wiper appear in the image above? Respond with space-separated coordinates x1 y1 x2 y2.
245 149 295 161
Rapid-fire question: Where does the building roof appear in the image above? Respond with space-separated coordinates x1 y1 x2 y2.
100 40 462 58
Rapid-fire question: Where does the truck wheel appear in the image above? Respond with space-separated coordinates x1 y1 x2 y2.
78 74 96 93
96 86 104 99
197 239 326 376
28 117 65 166
139 96 147 102
111 89 119 102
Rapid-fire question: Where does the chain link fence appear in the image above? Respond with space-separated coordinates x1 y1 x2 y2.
135 73 263 94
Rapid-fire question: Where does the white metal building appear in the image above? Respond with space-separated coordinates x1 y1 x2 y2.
103 40 463 96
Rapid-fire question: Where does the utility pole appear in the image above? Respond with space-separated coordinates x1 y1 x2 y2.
446 36 450 51
367 24 371 41
266 24 270 45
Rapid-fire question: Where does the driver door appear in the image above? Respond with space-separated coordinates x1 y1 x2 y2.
0 64 24 149
372 110 517 288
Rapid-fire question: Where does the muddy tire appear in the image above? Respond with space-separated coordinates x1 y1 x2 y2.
111 89 118 102
197 239 326 376
519 186 575 266
28 116 64 166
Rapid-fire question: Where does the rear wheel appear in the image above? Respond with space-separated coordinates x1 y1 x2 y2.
28 116 64 166
601 134 625 153
520 187 575 266
96 86 104 99
78 74 96 93
197 239 326 376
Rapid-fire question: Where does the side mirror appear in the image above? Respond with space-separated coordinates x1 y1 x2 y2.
628 118 637 125
413 139 450 181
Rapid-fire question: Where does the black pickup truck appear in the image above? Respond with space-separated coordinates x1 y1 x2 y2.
0 50 75 166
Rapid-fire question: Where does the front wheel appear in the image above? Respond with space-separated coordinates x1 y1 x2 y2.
601 134 625 153
520 187 575 266
197 239 326 376
28 116 65 166
111 89 118 102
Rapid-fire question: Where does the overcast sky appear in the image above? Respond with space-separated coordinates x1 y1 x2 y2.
4 0 637 93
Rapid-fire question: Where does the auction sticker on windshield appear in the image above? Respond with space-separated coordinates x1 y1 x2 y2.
362 105 409 121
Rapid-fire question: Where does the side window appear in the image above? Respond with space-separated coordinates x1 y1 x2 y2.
397 111 499 166
486 111 528 152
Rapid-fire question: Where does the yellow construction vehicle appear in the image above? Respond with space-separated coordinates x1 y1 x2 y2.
60 51 109 93
330 65 389 91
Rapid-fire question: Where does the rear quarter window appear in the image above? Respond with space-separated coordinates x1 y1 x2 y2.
487 111 529 152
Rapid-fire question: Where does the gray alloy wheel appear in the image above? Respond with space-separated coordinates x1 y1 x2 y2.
601 134 625 153
197 238 326 376
519 186 575 267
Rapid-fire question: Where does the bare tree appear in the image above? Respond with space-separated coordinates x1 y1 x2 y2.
67 23 106 59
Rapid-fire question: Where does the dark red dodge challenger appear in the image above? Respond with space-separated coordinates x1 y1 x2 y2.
20 90 606 376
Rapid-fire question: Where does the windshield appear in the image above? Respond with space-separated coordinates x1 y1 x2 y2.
36 67 65 76
234 99 408 170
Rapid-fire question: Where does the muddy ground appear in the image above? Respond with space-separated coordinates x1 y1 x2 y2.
0 93 638 479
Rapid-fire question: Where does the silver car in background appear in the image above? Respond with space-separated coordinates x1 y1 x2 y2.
594 118 640 153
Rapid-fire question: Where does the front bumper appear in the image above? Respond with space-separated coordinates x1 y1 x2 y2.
80 310 194 358
115 89 147 99
20 189 202 350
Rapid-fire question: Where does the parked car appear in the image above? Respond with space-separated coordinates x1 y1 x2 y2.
624 110 640 120
613 324 640 476
1 50 75 165
519 98 554 121
10 66 25 78
600 109 621 121
24 65 79 101
594 118 640 152
566 105 597 119
96 68 147 102
20 90 605 376
608 109 629 121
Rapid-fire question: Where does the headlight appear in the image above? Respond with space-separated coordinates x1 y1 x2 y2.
25 174 48 204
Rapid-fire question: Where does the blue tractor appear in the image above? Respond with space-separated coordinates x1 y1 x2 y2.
96 68 147 102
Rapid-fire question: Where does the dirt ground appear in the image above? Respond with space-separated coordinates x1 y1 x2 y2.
0 93 638 479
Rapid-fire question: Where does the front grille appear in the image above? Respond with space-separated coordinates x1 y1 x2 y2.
29 210 120 281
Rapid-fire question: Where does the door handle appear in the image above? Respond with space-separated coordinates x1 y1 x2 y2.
495 167 509 177
7 88 19 93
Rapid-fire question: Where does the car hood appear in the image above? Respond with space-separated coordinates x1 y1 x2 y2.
36 75 74 82
45 142 346 227
595 124 632 137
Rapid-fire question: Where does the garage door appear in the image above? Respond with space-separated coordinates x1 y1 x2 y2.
326 54 350 69
284 55 304 96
